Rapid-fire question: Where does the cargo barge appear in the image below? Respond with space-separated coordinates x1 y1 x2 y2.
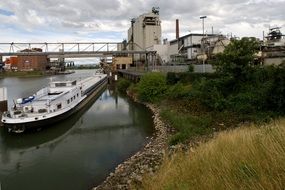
1 73 107 133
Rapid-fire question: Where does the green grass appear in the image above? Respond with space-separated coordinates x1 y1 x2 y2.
160 108 213 145
142 119 285 190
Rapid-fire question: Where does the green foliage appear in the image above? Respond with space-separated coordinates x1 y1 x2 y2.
191 78 230 111
177 72 220 84
166 72 220 85
266 66 285 113
215 37 259 82
137 72 167 102
190 38 285 116
188 64 194 72
161 109 212 145
167 83 192 99
166 72 178 85
117 78 131 93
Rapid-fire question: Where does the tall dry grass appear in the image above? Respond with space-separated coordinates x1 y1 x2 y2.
142 119 285 190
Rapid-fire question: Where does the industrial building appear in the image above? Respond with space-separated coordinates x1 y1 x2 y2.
168 29 230 63
128 8 162 51
4 55 48 71
17 55 48 71
261 27 285 66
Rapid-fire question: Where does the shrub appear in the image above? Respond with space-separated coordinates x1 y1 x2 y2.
137 72 167 102
178 72 220 84
191 78 228 111
166 72 178 85
117 78 131 93
227 92 258 114
167 83 192 99
188 64 194 72
266 67 285 113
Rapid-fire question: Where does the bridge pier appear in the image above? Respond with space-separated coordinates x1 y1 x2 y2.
58 48 65 71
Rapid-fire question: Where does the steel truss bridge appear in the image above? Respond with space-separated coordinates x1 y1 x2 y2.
0 42 156 59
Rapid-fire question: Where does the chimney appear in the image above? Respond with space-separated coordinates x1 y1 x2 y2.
176 19 179 39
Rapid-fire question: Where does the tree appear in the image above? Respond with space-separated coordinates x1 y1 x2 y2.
137 73 167 102
214 37 260 82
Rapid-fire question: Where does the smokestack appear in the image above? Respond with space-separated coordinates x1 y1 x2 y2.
176 19 179 39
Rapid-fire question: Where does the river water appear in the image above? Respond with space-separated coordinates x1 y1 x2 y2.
0 70 154 190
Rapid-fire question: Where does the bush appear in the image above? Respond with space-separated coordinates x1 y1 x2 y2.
191 78 228 111
167 83 192 99
137 73 167 102
266 67 285 113
188 64 194 72
177 72 220 84
117 78 131 93
166 72 179 85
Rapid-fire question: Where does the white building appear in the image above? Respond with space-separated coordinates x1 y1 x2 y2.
128 9 161 51
169 33 229 63
146 44 170 64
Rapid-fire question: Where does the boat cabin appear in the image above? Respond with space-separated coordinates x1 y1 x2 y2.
50 80 77 88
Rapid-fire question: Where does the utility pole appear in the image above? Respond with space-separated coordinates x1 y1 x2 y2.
200 16 207 73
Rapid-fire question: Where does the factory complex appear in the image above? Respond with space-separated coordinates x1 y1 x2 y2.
1 8 285 73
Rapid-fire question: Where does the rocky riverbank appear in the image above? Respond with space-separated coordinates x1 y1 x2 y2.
94 98 171 189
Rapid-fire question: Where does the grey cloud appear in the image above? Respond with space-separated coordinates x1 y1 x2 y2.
0 0 285 40
62 21 85 28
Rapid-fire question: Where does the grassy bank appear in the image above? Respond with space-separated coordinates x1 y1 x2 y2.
0 71 45 77
142 119 285 190
117 37 285 189
159 102 234 145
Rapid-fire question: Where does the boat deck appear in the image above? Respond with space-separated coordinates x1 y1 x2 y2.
36 88 71 102
79 75 106 94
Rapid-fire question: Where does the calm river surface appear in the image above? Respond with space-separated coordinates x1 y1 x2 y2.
0 70 154 190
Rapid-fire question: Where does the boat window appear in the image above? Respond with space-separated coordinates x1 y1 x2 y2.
67 99 70 104
77 93 79 97
55 83 67 87
38 109 47 113
74 95 76 99
71 97 73 101
48 92 63 95
57 103 62 109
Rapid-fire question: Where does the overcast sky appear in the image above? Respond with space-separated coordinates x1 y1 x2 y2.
0 0 284 43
